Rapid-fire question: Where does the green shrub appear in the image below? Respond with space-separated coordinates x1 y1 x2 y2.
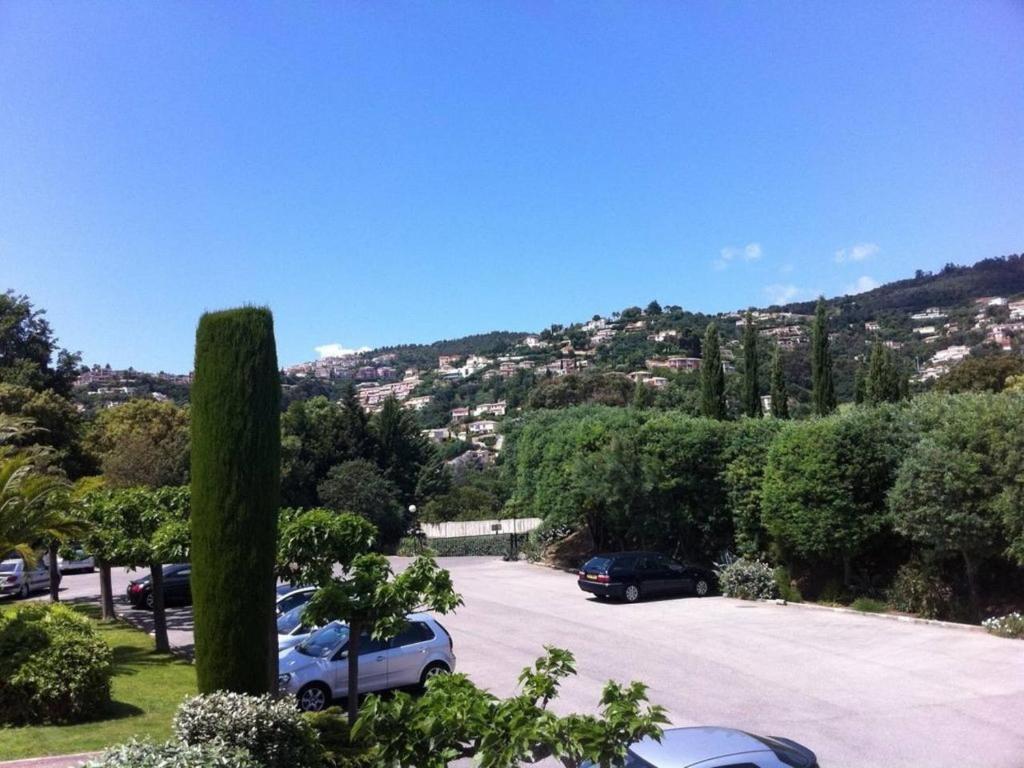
888 560 955 619
83 739 257 768
395 536 433 557
422 534 514 557
982 612 1024 639
191 307 281 694
303 707 380 767
174 692 321 768
772 566 802 603
817 578 849 605
0 603 113 725
716 559 778 600
850 597 887 613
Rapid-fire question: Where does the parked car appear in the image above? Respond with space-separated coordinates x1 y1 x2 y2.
583 726 817 768
577 551 715 603
276 584 315 616
126 563 191 610
278 613 455 712
50 544 95 573
0 558 55 599
277 602 316 651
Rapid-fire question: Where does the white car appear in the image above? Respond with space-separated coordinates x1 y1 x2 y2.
57 545 95 573
278 613 456 712
275 584 315 616
277 602 315 651
0 558 55 599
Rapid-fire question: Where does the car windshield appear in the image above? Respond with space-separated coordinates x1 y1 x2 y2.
0 561 18 573
277 604 308 635
297 623 348 658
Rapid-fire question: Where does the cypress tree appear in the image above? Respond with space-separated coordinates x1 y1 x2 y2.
810 297 836 415
854 364 866 405
700 322 726 420
741 310 761 417
866 341 903 404
191 307 281 694
770 344 789 419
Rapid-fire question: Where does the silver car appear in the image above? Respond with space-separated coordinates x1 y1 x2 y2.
587 727 817 768
278 613 456 712
0 558 55 599
277 602 315 651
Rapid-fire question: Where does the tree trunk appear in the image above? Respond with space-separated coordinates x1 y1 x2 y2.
346 620 362 725
99 562 116 620
962 551 980 622
150 563 170 653
47 541 60 602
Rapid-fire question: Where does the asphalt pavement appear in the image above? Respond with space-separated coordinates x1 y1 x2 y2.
28 557 1024 768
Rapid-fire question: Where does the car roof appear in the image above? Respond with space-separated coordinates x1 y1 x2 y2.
276 584 315 596
629 727 771 767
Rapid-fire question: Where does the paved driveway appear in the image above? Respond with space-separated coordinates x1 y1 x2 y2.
35 557 1024 768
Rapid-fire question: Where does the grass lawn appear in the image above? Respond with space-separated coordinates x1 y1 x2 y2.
0 603 196 760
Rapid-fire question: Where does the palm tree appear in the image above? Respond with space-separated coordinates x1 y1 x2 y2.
0 452 80 566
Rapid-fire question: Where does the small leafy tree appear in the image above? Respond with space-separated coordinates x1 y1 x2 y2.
354 646 667 768
303 553 462 724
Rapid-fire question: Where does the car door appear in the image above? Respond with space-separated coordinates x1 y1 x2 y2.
663 558 694 595
635 557 662 596
386 620 436 688
30 562 49 591
331 632 389 696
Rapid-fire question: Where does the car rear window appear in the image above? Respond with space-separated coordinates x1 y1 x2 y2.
0 562 17 572
583 557 612 571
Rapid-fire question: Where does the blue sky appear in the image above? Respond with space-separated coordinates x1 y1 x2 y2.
2 2 1022 372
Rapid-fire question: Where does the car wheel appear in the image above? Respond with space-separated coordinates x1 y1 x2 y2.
297 683 330 712
420 662 450 688
144 592 155 610
695 579 710 597
19 581 30 599
623 583 641 603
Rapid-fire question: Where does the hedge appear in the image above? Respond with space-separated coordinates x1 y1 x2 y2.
398 534 516 557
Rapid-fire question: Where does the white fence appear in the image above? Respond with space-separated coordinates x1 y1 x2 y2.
419 517 542 540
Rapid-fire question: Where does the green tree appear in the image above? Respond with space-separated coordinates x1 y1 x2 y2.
810 298 836 415
645 300 662 316
317 459 407 548
699 323 726 420
722 419 785 557
0 452 76 567
865 342 902 405
769 345 789 419
0 291 81 396
304 553 462 724
935 355 1024 394
276 507 376 587
371 397 433 505
631 381 654 410
88 399 190 488
0 384 92 478
762 408 901 584
77 486 190 649
191 307 280 695
853 364 866 405
355 646 667 768
741 311 761 418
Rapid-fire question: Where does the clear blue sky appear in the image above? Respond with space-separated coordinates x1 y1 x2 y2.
2 2 1022 372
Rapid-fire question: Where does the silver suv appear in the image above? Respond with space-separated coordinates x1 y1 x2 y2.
278 613 456 712
0 558 55 599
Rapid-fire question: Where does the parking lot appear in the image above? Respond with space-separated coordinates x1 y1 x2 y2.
46 556 1024 768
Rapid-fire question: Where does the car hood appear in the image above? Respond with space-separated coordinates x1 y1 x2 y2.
278 647 322 675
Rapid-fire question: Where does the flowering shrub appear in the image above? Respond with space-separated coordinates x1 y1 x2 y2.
887 560 955 619
982 612 1024 639
0 603 113 725
715 559 778 600
83 739 256 768
174 692 321 768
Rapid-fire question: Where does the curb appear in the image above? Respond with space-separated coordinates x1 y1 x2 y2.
0 752 102 768
759 597 988 633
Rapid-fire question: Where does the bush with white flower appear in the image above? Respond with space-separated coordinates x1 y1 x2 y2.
982 612 1024 639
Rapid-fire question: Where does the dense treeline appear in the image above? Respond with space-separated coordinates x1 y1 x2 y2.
505 393 1024 618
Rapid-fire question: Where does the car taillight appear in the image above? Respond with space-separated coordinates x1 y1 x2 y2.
595 574 610 583
129 584 140 593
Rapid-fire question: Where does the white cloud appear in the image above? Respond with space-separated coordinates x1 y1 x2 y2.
844 275 879 295
764 283 799 305
835 242 879 263
315 343 371 358
714 242 762 270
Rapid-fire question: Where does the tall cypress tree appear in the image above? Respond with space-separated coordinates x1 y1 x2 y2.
866 341 903 404
770 344 789 419
700 322 726 420
741 310 761 417
854 364 866 405
810 297 836 415
191 307 281 694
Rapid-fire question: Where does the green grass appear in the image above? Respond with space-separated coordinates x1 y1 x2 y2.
0 603 196 759
850 597 888 613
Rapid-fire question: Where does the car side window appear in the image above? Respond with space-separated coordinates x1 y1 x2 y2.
613 556 636 571
359 634 389 654
177 568 190 577
390 621 435 648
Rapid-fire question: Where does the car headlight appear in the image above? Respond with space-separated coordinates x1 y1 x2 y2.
277 673 292 686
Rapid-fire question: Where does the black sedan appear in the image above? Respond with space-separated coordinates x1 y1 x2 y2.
577 551 715 603
127 563 192 610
